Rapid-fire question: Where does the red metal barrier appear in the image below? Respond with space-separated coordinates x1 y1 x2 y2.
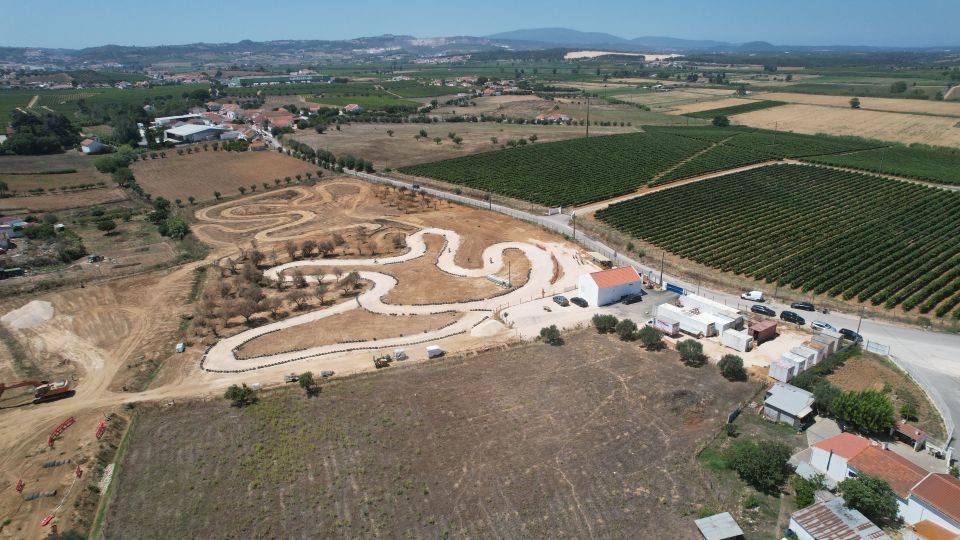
48 416 75 447
40 514 54 527
94 421 106 440
15 479 24 493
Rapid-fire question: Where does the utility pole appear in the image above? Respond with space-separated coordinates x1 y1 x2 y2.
659 251 665 286
879 148 886 176
586 95 590 139
855 306 865 336
508 261 512 288
571 212 576 239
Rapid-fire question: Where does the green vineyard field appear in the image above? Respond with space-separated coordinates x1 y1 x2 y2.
803 145 960 186
596 164 960 318
683 100 787 119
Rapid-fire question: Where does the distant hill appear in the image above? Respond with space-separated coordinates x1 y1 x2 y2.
487 28 628 46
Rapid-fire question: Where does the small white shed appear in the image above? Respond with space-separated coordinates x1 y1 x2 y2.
768 360 795 382
577 266 643 307
426 345 445 359
721 329 753 353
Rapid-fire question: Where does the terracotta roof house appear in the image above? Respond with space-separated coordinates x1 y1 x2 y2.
894 420 928 451
809 433 872 483
848 445 927 499
343 103 363 113
905 474 960 536
577 266 643 307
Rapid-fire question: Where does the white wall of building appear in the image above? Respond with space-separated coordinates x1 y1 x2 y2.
810 447 851 483
576 274 642 307
788 517 816 540
903 497 960 533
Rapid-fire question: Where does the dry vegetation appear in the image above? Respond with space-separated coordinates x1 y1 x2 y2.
751 92 960 116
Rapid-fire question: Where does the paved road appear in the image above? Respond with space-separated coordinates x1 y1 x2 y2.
347 169 960 448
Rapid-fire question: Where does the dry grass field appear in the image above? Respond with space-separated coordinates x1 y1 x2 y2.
99 331 753 539
0 187 128 212
734 103 960 148
610 88 736 110
131 150 319 202
753 92 960 117
669 97 760 115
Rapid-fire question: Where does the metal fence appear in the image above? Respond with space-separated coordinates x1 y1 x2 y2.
865 340 891 355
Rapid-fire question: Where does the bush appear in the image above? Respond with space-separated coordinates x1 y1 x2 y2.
838 474 899 525
540 325 562 345
591 314 618 334
900 402 918 421
718 354 746 381
96 219 117 234
712 115 730 127
637 325 663 350
677 339 706 366
725 440 791 494
790 474 825 509
724 423 738 437
614 319 638 341
813 381 842 416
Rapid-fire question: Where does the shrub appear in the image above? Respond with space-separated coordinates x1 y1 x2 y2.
724 440 791 494
791 474 826 509
637 326 663 350
677 339 706 366
540 325 562 345
591 314 618 334
813 381 842 416
724 423 738 437
900 402 918 421
718 354 746 381
614 319 638 341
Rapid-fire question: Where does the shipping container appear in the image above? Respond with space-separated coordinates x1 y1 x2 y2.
748 320 778 344
656 303 716 337
722 329 753 353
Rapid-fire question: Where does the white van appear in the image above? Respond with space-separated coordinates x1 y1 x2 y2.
740 290 764 302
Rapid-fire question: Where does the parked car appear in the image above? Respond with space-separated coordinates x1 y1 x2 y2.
839 328 863 343
780 311 806 325
751 304 776 317
790 301 816 312
552 295 570 307
620 293 643 305
811 321 835 332
411 184 420 190
570 297 588 308
741 290 764 302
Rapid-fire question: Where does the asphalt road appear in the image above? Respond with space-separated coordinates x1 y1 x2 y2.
345 169 959 449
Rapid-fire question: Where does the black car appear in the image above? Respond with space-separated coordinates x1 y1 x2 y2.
751 304 776 317
620 293 643 305
790 301 816 312
780 311 806 325
552 295 570 307
570 297 588 308
839 328 863 343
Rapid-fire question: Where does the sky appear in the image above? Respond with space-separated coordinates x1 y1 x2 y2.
1 0 957 49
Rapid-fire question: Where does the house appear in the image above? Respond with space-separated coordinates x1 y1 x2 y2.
79 137 104 154
763 383 814 429
904 474 960 535
809 433 871 484
343 103 363 113
577 266 643 307
249 140 268 151
535 112 572 124
848 445 927 517
163 124 227 143
693 512 744 540
206 101 222 111
788 498 889 540
893 420 928 451
219 104 242 120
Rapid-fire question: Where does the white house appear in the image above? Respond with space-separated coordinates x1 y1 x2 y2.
789 498 889 540
763 383 814 429
80 137 104 154
808 433 871 484
903 473 960 535
577 266 643 307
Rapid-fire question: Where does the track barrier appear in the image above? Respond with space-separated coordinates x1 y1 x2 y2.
48 416 75 447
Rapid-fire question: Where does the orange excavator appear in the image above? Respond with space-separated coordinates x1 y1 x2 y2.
0 380 73 404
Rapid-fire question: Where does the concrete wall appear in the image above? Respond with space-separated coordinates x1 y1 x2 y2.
810 447 851 483
764 405 800 428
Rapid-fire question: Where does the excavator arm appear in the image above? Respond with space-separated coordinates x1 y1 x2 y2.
0 380 47 400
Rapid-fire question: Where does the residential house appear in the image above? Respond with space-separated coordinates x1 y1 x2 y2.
535 112 572 124
847 445 927 518
788 498 889 540
343 103 363 113
763 383 815 429
80 137 104 154
219 104 242 121
206 101 222 111
904 474 960 536
809 433 872 484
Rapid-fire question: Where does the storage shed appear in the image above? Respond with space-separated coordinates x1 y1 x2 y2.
748 320 777 344
781 352 808 375
577 266 643 307
681 294 743 327
721 329 753 353
764 383 815 429
802 340 827 363
791 346 818 370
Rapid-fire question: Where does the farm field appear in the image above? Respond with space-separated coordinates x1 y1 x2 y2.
683 100 787 119
734 103 960 148
803 145 960 186
99 331 755 539
605 87 735 110
751 92 960 117
596 164 960 318
0 186 128 212
307 93 419 109
130 149 319 202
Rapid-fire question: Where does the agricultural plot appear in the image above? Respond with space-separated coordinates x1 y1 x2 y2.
399 132 710 207
683 100 786 119
597 164 960 318
803 145 960 186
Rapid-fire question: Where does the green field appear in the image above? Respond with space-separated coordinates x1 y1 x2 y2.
803 145 960 186
306 94 419 109
683 100 787 119
597 164 960 318
399 132 711 206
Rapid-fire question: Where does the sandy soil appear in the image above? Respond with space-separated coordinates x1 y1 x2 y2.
236 310 462 359
753 92 960 117
131 150 319 202
734 103 960 148
0 187 128 212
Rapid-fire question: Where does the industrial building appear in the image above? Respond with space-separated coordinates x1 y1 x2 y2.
164 124 228 143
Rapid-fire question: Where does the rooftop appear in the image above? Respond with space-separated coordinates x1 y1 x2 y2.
848 445 927 499
164 124 227 137
765 383 815 417
912 519 960 540
588 266 641 289
693 512 744 540
894 420 926 441
911 473 960 524
813 433 872 460
790 498 889 540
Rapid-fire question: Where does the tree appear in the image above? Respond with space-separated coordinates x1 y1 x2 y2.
386 129 394 137
540 325 562 345
791 474 826 509
528 134 538 143
238 186 246 195
288 289 309 309
224 383 254 407
291 270 307 289
314 282 329 305
301 239 318 258
677 339 706 366
718 354 746 381
298 371 316 396
231 298 259 323
188 196 196 205
638 326 664 350
838 474 899 525
213 191 222 200
490 136 498 145
712 115 730 127
591 314 618 334
890 81 908 93
96 219 117 234
163 215 190 240
433 137 442 145
615 319 638 341
833 389 895 434
285 241 298 261
813 381 842 416
339 271 360 294
900 402 918 421
849 97 861 109
724 440 791 494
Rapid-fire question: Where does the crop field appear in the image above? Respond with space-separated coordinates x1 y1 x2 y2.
99 332 754 539
683 100 786 119
307 93 419 109
596 164 960 318
803 145 960 185
400 132 711 206
751 92 960 117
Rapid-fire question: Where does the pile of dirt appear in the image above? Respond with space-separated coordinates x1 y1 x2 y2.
1 300 54 329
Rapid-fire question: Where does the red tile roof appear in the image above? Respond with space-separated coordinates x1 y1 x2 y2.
911 473 960 524
848 446 927 498
895 420 926 441
589 266 641 289
813 433 872 460
913 519 960 540
80 138 95 145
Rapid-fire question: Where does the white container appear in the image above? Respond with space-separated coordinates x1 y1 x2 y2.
722 329 753 353
768 360 795 383
426 345 445 359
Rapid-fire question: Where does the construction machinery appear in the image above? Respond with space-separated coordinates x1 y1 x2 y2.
373 355 391 369
0 380 73 404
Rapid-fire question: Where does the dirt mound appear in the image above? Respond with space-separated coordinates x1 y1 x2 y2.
1 300 54 329
471 319 504 337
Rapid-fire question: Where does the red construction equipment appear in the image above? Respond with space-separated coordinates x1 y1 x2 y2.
48 416 75 447
0 380 72 404
40 514 54 527
94 421 106 440
15 479 24 493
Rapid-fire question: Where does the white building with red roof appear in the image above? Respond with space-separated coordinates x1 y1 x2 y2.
577 266 642 307
79 137 104 154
